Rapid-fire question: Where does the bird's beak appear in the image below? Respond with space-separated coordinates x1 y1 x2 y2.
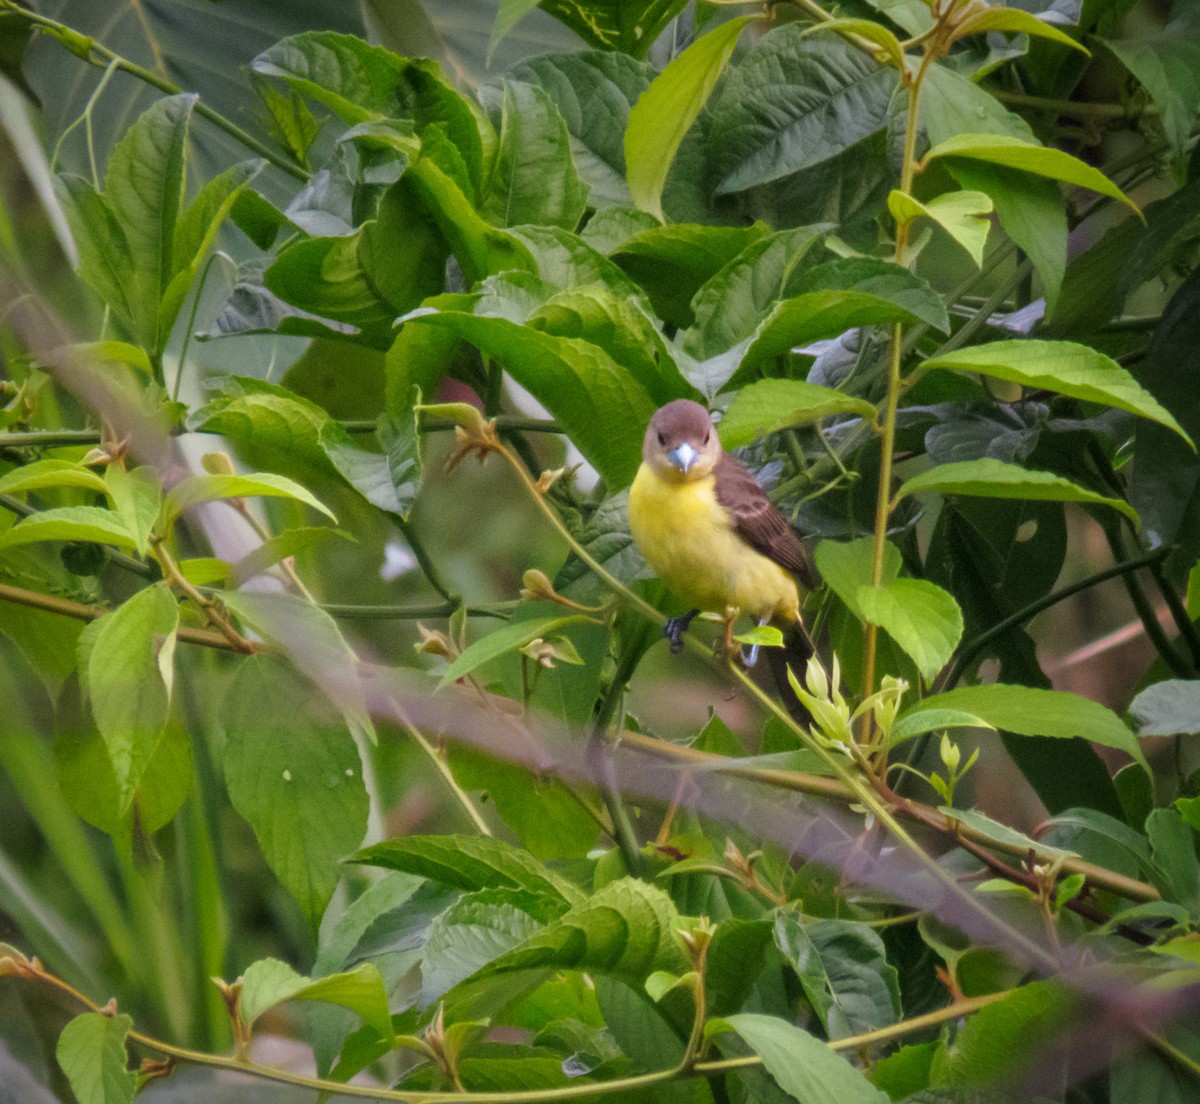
666 441 698 474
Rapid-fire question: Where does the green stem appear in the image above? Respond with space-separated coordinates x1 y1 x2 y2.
395 709 494 837
4 3 308 180
992 90 1145 120
394 516 460 606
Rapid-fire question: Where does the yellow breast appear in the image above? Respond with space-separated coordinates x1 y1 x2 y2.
628 463 800 622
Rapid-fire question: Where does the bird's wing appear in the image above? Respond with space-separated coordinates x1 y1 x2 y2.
714 453 818 589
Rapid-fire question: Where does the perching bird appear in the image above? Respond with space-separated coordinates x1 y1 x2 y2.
628 399 817 662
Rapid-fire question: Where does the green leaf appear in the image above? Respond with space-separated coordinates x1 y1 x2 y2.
1099 16 1200 160
625 15 757 221
0 459 108 497
683 224 830 362
889 188 993 266
710 1012 890 1103
775 914 901 1040
857 578 963 683
922 134 1137 212
1146 809 1200 914
223 655 368 932
801 18 905 71
162 471 336 529
218 591 374 747
436 616 595 690
351 834 585 905
398 309 656 488
320 412 422 521
613 222 771 328
955 8 1088 53
887 708 994 748
909 684 1148 772
520 0 687 56
102 93 196 354
707 28 898 196
918 340 1192 444
1129 680 1200 738
489 0 543 62
733 624 784 648
508 52 652 209
104 465 162 557
465 877 687 989
718 379 877 449
481 81 589 231
56 1012 136 1104
239 958 394 1041
79 584 179 815
815 536 897 618
231 526 353 587
936 807 1078 863
897 458 1139 525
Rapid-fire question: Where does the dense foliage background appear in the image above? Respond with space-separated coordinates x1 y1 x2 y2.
1 0 1200 1101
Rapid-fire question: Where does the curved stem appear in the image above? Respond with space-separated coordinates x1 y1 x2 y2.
3 2 308 180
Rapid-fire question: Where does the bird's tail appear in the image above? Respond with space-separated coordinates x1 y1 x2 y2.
764 619 817 728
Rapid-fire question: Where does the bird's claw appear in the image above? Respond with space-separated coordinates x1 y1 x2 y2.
664 609 700 654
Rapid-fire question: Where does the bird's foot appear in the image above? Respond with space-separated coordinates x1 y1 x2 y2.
739 615 770 669
664 608 700 654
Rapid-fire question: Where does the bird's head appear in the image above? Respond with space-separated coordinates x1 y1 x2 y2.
642 399 722 482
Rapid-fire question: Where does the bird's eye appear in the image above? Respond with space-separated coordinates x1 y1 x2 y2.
657 432 666 447
703 430 710 445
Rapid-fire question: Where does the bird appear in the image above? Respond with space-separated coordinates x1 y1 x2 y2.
628 398 818 663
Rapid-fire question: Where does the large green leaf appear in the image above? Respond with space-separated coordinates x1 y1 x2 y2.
162 471 336 529
856 578 963 684
919 340 1191 443
481 81 589 230
508 51 652 208
718 380 876 449
889 188 993 267
1099 14 1200 160
238 957 393 1040
707 28 898 196
104 464 162 557
897 458 1139 524
710 1013 890 1103
436 615 594 690
56 1012 136 1104
0 459 108 497
625 15 756 221
352 834 585 905
922 134 1137 211
907 684 1148 772
529 0 689 57
775 914 900 1040
222 655 369 931
79 585 179 813
398 308 657 487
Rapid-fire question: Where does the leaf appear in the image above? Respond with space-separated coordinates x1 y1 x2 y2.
889 189 993 267
162 471 336 529
718 380 877 449
707 28 898 197
398 308 656 488
524 0 688 56
613 222 771 327
0 507 137 552
815 536 897 618
1099 15 1200 160
436 616 596 690
896 458 1139 525
104 465 162 557
625 15 757 221
936 807 1078 863
774 914 901 1040
489 0 544 61
1129 680 1200 738
922 134 1137 212
801 18 905 71
0 459 108 497
230 527 353 587
909 684 1148 772
56 1012 136 1104
954 8 1089 54
480 81 588 231
683 224 830 363
79 585 179 814
856 578 963 683
1146 809 1200 914
887 708 994 748
223 655 369 932
710 1013 890 1104
351 835 584 904
238 958 393 1041
218 591 374 747
919 340 1191 444
508 52 652 208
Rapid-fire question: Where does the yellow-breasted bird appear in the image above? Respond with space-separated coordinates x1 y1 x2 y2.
628 398 818 663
